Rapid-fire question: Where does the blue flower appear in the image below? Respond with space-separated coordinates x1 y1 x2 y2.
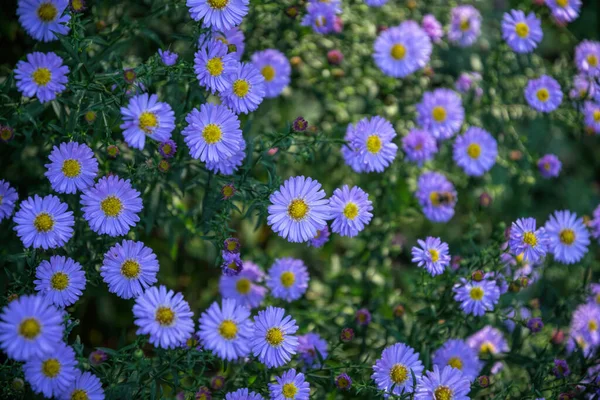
508 217 549 263
198 299 253 361
225 388 264 400
411 236 451 276
120 93 176 150
133 285 195 349
432 339 482 382
372 343 424 397
502 10 543 54
81 175 143 237
329 185 373 237
570 303 600 348
222 252 244 276
17 0 70 42
402 129 438 166
448 5 481 47
373 21 432 78
251 306 298 368
101 240 159 299
219 260 267 309
194 40 239 94
525 75 563 113
158 139 177 158
187 0 249 31
570 74 599 100
537 154 562 178
546 0 581 23
453 278 500 316
335 373 352 390
58 371 105 400
251 49 291 98
198 27 245 61
34 256 86 308
14 52 69 103
350 116 398 173
267 176 331 243
307 225 330 248
452 127 498 177
23 342 78 398
416 89 464 140
301 3 337 35
0 180 18 222
467 326 509 357
269 369 310 400
421 14 444 43
415 172 457 223
415 365 471 400
45 142 99 194
14 194 74 249
267 258 309 302
298 333 328 368
221 62 266 114
544 210 590 264
206 139 247 175
584 101 600 133
575 40 600 77
158 49 178 66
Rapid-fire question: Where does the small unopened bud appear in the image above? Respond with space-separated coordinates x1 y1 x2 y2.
472 270 485 282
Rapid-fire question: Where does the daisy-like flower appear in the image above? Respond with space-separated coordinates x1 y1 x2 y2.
453 278 500 316
544 210 590 264
0 124 15 142
351 116 398 173
341 122 364 173
502 10 543 54
187 0 249 31
269 369 310 400
23 342 77 398
372 343 424 397
0 180 18 222
416 89 465 140
448 5 482 47
537 154 562 178
575 40 600 77
58 371 105 400
298 333 328 368
329 185 373 237
251 49 291 98
373 20 432 78
421 14 443 43
584 101 600 133
101 240 159 299
34 256 86 308
267 258 309 302
402 129 438 166
415 365 471 400
182 103 244 164
415 172 457 223
198 27 245 61
88 349 107 366
570 74 599 100
335 373 352 390
158 139 177 158
525 75 563 113
194 40 239 94
307 225 330 248
81 175 143 237
44 142 98 194
546 0 581 23
251 306 299 368
196 387 212 399
356 308 371 326
508 217 549 263
198 299 253 361
0 294 64 361
267 176 331 243
120 93 176 150
223 237 241 253
432 339 482 382
17 0 70 42
14 194 74 249
225 388 264 400
570 303 600 347
411 236 451 276
467 326 509 357
133 285 195 349
221 62 266 114
158 49 178 66
222 252 244 276
301 2 337 35
14 52 69 103
219 260 267 309
452 127 498 177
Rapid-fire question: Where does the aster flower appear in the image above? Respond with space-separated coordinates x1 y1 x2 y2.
23 342 77 398
356 308 371 326
58 371 105 400
0 180 18 222
328 185 373 237
293 116 309 132
307 225 330 248
416 89 465 140
453 278 500 316
267 176 331 243
133 285 195 349
221 183 236 200
525 75 563 113
467 326 509 357
196 387 213 400
187 0 249 31
17 0 70 42
415 365 471 400
508 217 550 263
198 299 253 361
589 284 600 305
570 303 600 347
544 210 590 264
158 139 177 158
537 154 562 178
411 236 451 276
341 122 364 173
81 175 143 237
365 0 387 7
575 40 600 77
335 373 352 390
251 49 291 98
158 49 178 66
0 125 15 142
211 376 225 390
45 142 98 194
120 93 176 150
421 14 443 43
502 10 543 54
198 27 246 61
251 306 299 368
269 369 310 400
402 129 438 166
34 256 86 308
301 3 336 35
415 172 457 223
194 40 239 94
546 0 581 23
453 127 498 177
267 258 309 302
455 72 482 94
373 21 432 78
14 52 69 103
219 260 267 309
0 294 64 361
570 74 599 100
14 194 74 249
584 101 600 133
448 5 482 47
225 388 264 400
69 0 86 13
224 237 241 253
340 327 354 342
432 339 482 382
372 343 424 397
350 116 398 172
221 62 266 114
298 333 328 368
527 317 544 333
88 349 108 366
553 359 570 378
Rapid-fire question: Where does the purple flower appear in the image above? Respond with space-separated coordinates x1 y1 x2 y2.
220 62 266 114
158 49 178 66
356 308 371 326
448 5 482 47
584 101 600 133
335 373 352 390
421 14 443 43
537 154 562 178
508 217 550 263
14 52 69 103
546 0 581 23
251 49 291 98
415 365 471 400
415 171 457 223
372 343 424 397
301 3 337 35
502 10 543 54
455 72 482 93
14 194 74 249
432 339 482 382
17 0 70 42
452 127 498 177
544 210 590 264
267 258 309 302
307 225 330 248
329 185 373 237
411 236 451 276
525 75 563 113
349 116 398 173
44 142 98 194
402 129 437 166
268 369 310 400
187 0 249 31
575 40 600 77
416 89 465 140
120 93 176 150
34 256 86 308
222 252 243 276
453 278 500 316
553 359 570 378
527 317 544 333
219 260 266 309
0 180 19 222
467 326 509 357
298 332 328 368
198 27 245 61
251 306 299 368
158 139 177 158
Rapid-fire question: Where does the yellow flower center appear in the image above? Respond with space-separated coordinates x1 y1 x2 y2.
202 123 222 144
448 356 463 370
467 143 482 159
460 19 470 31
236 278 251 294
206 57 224 76
587 55 599 68
596 293 600 304
162 144 172 155
62 159 81 178
50 272 69 291
536 88 550 102
288 199 309 221
343 202 359 220
37 3 58 22
71 389 89 400
19 318 41 340
32 68 52 86
226 241 238 251
432 106 447 122
219 320 238 339
469 286 484 300
523 231 537 246
480 341 495 354
42 358 61 378
337 377 350 388
101 196 123 217
559 229 575 245
389 363 408 384
282 383 298 399
516 253 524 264
593 110 600 122
155 306 175 326
71 0 84 12
515 22 529 38
262 65 276 82
223 186 234 198
208 0 229 10
556 0 568 7
434 385 453 400
390 44 407 60
366 135 382 154
34 212 54 232
428 249 439 262
280 271 296 288
0 129 11 141
589 320 598 332
266 327 284 346
233 79 250 98
121 259 141 279
138 112 158 133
